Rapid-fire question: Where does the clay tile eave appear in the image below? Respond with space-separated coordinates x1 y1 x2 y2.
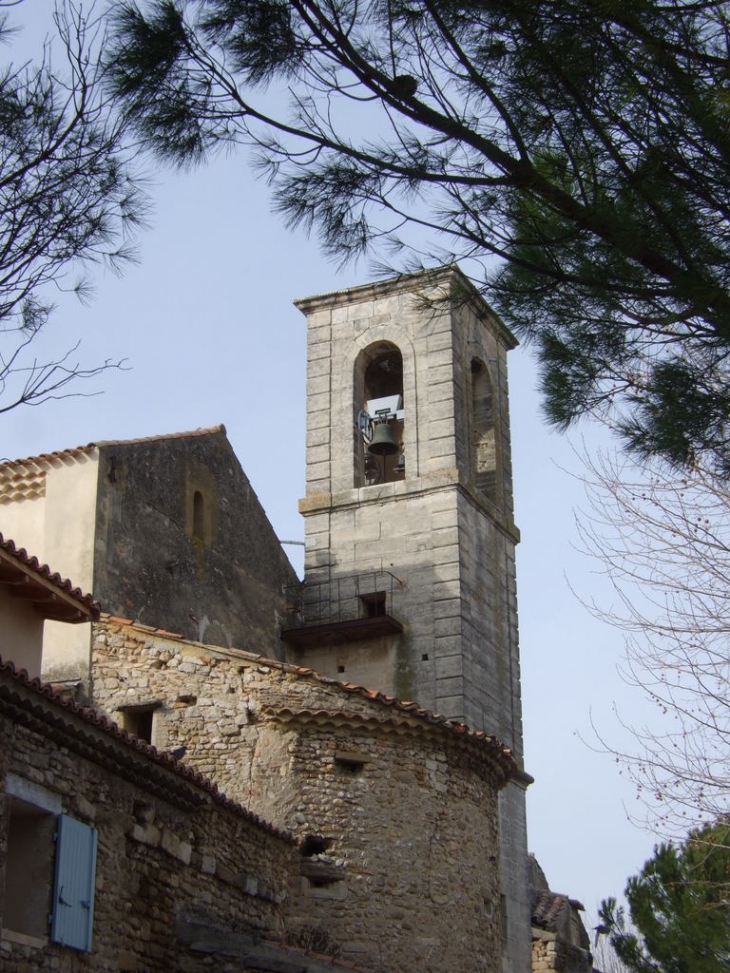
93 617 521 783
0 533 100 621
0 655 294 843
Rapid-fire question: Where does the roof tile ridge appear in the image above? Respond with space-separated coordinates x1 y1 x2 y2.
0 654 293 841
99 613 184 640
0 424 227 471
0 443 97 470
278 662 515 754
91 423 227 448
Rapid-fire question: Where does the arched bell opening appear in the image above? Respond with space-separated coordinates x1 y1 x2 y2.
471 358 497 502
354 342 405 487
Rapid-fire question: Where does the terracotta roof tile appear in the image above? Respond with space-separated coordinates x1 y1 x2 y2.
98 616 521 777
0 655 294 842
532 890 585 931
0 425 227 471
0 533 100 621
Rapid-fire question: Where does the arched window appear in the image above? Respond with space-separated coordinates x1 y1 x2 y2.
354 342 405 486
192 490 205 542
471 359 496 501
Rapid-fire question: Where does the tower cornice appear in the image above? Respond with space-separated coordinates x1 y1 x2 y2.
294 265 518 351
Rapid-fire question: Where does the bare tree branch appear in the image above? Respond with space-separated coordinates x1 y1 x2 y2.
0 1 146 413
575 450 730 834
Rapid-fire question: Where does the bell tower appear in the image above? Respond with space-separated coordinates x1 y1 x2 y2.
285 266 531 972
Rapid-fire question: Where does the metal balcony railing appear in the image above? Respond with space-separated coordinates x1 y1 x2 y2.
281 571 404 647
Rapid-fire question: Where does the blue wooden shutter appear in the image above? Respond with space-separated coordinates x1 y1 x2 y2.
50 814 97 951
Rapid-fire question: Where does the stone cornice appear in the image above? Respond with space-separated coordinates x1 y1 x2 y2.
294 265 518 350
262 704 518 788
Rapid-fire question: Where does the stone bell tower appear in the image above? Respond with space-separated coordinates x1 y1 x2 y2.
284 266 531 973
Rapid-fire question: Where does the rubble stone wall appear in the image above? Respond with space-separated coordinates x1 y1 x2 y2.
91 619 509 973
0 677 297 973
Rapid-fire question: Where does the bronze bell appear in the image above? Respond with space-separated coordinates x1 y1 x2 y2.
368 420 400 456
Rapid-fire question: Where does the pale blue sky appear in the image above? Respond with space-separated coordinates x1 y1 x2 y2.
2 1 663 926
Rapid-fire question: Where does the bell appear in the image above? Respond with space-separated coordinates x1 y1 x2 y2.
368 420 400 456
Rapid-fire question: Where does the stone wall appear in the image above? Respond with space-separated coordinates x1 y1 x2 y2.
0 661 299 973
91 618 514 973
532 934 594 973
92 427 299 657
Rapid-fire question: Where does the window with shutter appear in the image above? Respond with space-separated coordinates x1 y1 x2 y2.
50 814 97 952
3 796 57 943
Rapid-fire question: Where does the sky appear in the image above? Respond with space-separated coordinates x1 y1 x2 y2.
2 1 665 930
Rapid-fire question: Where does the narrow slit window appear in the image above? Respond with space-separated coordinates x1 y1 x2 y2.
192 490 205 541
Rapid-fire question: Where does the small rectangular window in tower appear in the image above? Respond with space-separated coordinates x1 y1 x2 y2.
360 591 386 617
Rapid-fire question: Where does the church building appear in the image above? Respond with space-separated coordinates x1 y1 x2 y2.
0 267 594 973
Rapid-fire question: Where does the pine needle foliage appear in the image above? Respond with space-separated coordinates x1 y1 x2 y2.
107 1 730 471
600 822 730 973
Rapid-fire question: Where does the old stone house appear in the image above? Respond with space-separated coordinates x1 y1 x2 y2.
0 266 594 973
0 653 348 973
0 543 300 971
0 425 298 689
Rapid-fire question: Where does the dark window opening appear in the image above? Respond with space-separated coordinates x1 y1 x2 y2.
338 762 363 775
192 490 205 541
120 703 161 744
334 751 368 773
300 834 331 856
360 591 386 617
4 798 56 941
300 866 347 899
